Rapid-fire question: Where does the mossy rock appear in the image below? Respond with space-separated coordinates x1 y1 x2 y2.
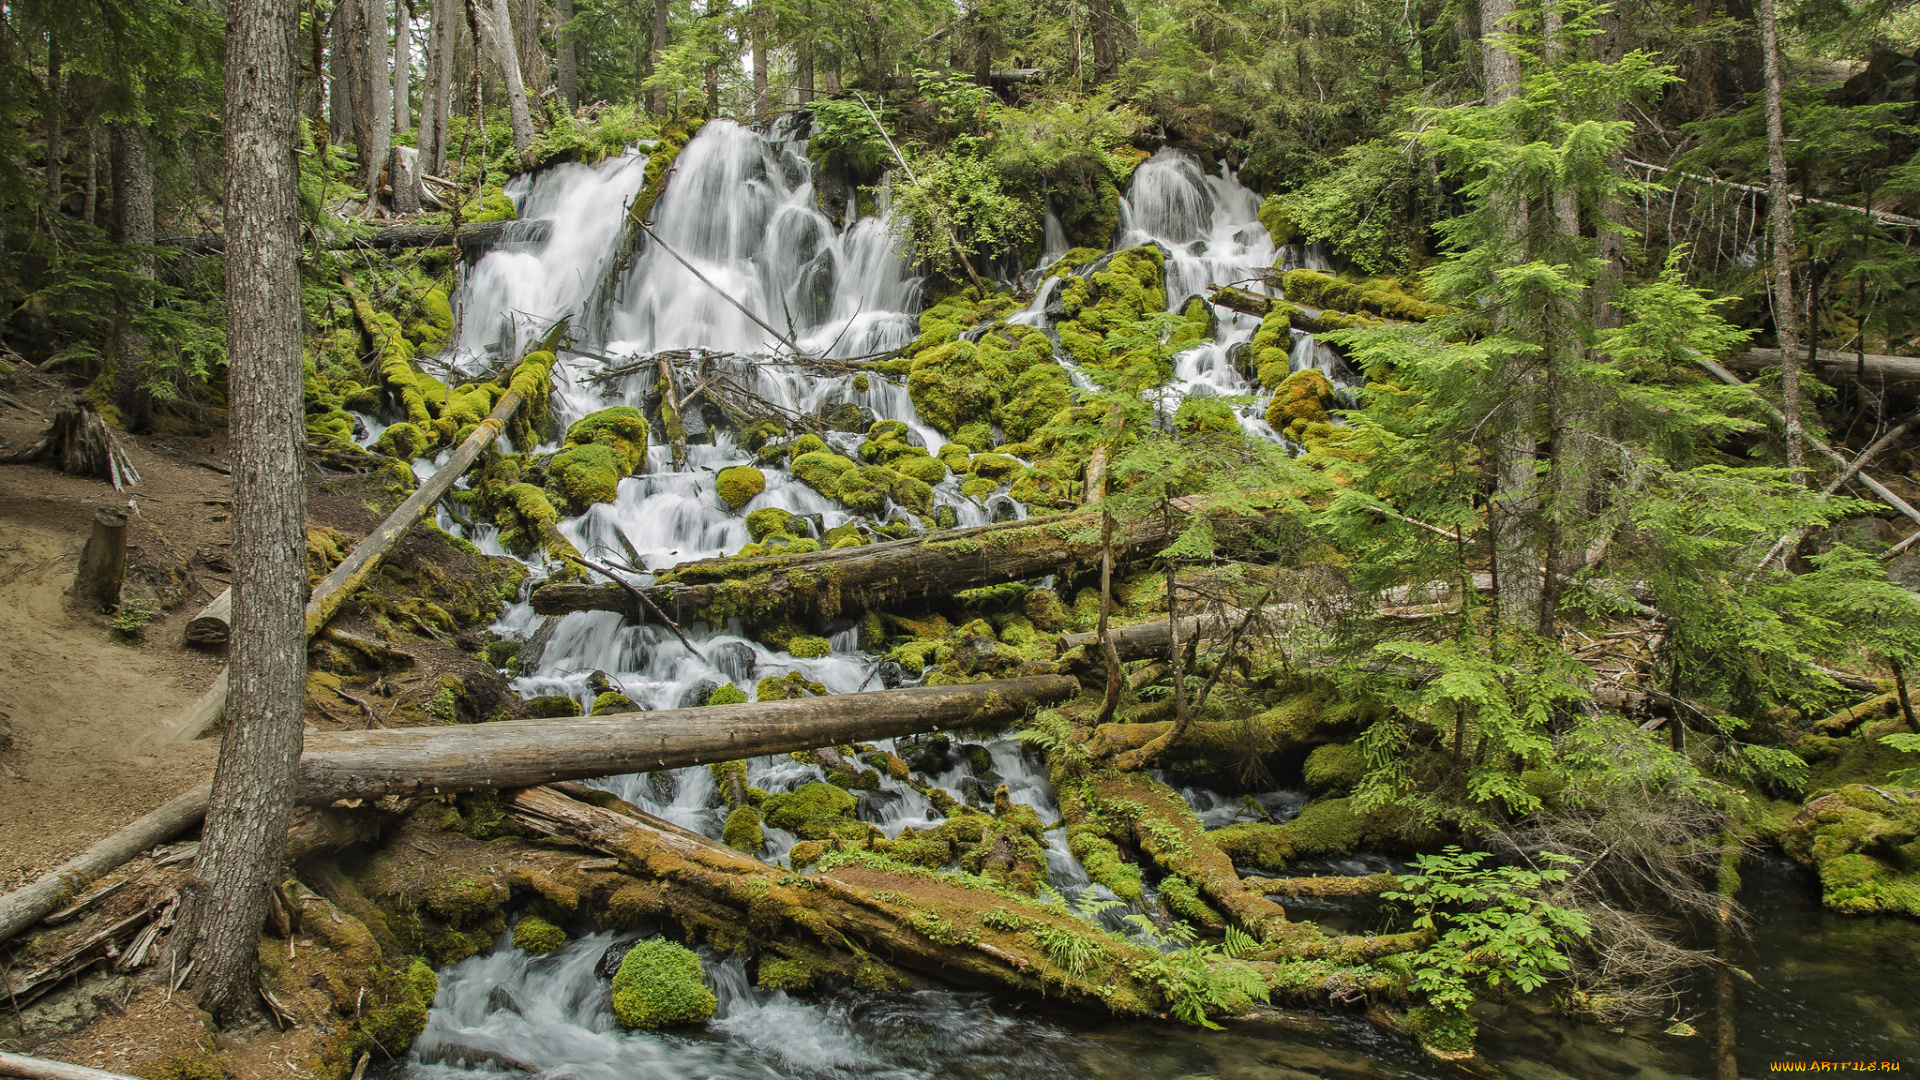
1781 785 1920 916
706 684 749 706
745 507 796 542
611 938 717 1029
792 450 858 497
723 805 765 852
1265 368 1335 438
512 914 568 955
763 781 858 834
564 406 649 473
968 453 1021 481
716 466 767 510
788 634 832 659
375 421 429 460
892 454 948 485
995 364 1072 444
525 694 583 718
592 691 638 715
1259 195 1302 247
757 671 827 700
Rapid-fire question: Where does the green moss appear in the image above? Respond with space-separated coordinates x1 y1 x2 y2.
1068 828 1145 902
717 466 767 510
792 450 858 497
1781 785 1920 916
466 187 518 222
723 805 766 852
996 364 1072 444
789 634 832 658
564 406 649 472
746 507 796 542
1265 368 1336 443
893 454 949 485
548 442 627 509
593 691 638 715
525 693 583 718
757 671 828 700
135 1052 233 1080
763 781 858 835
707 684 750 706
1259 196 1301 247
1408 1003 1477 1057
1210 798 1367 872
756 954 824 992
1303 743 1366 794
513 914 568 955
611 939 717 1029
1281 269 1446 322
1158 874 1225 930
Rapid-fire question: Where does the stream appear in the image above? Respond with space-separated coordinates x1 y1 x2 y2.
392 118 1920 1078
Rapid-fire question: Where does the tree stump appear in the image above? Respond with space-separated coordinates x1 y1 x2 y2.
389 145 422 214
69 506 128 613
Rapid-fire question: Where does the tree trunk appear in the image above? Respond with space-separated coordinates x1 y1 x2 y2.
1727 346 1920 386
1592 3 1627 330
1086 0 1118 79
480 0 535 151
1760 0 1804 481
0 1051 144 1080
68 507 128 614
750 16 766 119
186 588 232 645
390 144 422 213
83 122 99 225
795 37 814 104
329 0 354 143
297 675 1079 803
514 0 547 100
44 36 62 207
171 0 306 1024
109 123 155 431
422 0 448 171
555 0 577 108
360 0 394 203
394 0 412 133
530 497 1219 620
649 0 669 109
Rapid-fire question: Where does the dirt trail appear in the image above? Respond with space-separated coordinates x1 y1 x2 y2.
0 389 232 891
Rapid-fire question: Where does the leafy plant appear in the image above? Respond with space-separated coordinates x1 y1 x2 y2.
110 599 163 640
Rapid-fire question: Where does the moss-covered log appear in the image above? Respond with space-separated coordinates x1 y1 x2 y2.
295 675 1079 804
530 494 1245 621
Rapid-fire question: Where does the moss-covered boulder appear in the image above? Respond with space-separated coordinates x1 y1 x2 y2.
564 406 649 473
745 507 796 542
548 443 627 509
763 781 861 839
723 805 765 852
1780 784 1920 917
611 938 717 1029
512 915 567 955
716 466 767 510
706 683 750 706
1265 368 1335 441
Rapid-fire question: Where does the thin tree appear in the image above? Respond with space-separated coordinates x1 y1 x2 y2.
1759 0 1805 482
555 0 577 108
169 0 305 1023
109 122 154 430
472 0 533 151
358 0 394 205
394 0 412 133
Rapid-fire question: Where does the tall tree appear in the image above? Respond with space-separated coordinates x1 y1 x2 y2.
170 0 305 1023
649 0 669 109
108 123 154 430
1759 0 1804 482
394 0 412 133
358 0 394 204
477 0 534 150
514 0 547 100
329 0 354 143
44 35 63 206
555 0 577 108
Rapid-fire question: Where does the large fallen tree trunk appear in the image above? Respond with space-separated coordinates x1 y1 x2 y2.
0 675 1078 949
530 495 1242 620
332 218 551 255
1726 346 1920 387
296 675 1078 804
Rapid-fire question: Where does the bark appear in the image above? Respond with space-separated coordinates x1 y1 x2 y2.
479 0 535 151
69 506 128 613
329 0 354 141
109 123 155 430
555 0 578 107
1759 0 1804 481
390 145 423 213
514 0 547 100
531 496 1219 619
296 675 1079 803
0 1051 143 1080
1728 346 1920 387
336 216 550 252
749 15 766 119
44 36 62 206
1593 4 1627 331
172 0 306 1022
394 0 412 133
360 0 394 203
83 122 98 225
794 34 813 104
1086 0 1118 79
422 0 453 172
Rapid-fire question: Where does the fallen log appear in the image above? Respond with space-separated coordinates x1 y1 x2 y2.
1727 346 1920 387
184 586 231 645
333 218 551 255
0 784 209 948
295 675 1078 804
0 1052 143 1080
1259 873 1398 898
531 495 1238 620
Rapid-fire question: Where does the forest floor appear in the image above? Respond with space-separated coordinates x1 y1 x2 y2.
0 377 230 892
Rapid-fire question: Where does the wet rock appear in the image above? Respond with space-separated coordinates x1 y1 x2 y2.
596 937 639 979
708 641 757 683
680 678 723 708
898 733 953 775
952 635 1019 676
821 400 875 434
487 984 523 1014
874 659 907 689
1889 551 1920 592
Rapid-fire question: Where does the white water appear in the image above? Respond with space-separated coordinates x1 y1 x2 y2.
403 123 1363 1078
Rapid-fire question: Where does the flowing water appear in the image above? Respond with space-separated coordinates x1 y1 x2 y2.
396 121 1920 1078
